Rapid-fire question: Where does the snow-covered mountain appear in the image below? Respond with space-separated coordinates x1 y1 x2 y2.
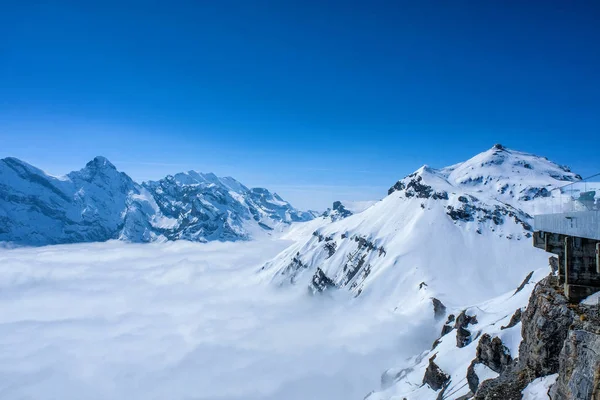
0 156 160 245
143 171 313 242
260 145 583 398
262 144 578 302
0 157 311 245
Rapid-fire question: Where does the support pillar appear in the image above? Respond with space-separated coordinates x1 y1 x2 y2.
596 242 600 275
557 255 564 284
564 236 571 288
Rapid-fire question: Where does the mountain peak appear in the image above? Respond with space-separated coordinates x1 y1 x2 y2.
85 156 116 170
446 146 581 185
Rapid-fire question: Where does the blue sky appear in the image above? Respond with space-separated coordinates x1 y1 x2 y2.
1 1 599 209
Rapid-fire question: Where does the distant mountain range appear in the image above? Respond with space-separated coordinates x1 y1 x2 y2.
0 156 312 245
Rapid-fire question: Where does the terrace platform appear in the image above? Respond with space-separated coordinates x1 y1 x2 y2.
533 211 600 302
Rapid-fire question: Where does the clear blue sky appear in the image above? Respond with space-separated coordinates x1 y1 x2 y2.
1 1 599 209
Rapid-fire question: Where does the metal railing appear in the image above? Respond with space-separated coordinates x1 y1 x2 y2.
548 173 600 214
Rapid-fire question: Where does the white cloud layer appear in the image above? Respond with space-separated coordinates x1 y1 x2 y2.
0 240 432 400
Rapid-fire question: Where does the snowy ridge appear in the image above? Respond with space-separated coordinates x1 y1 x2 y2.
0 156 161 245
262 145 573 305
259 145 581 398
0 157 312 245
143 172 313 242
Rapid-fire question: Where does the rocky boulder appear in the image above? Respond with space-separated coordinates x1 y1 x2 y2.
422 355 450 391
455 310 478 348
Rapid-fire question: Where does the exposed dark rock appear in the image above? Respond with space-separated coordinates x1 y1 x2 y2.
518 186 551 201
549 302 600 400
278 253 307 283
467 360 480 394
310 268 336 293
324 241 337 258
447 205 474 222
422 355 450 391
513 271 534 295
518 277 574 378
440 323 453 337
322 201 353 221
475 334 512 373
474 365 525 400
392 175 448 200
475 276 580 399
435 383 450 400
432 298 447 320
457 326 473 349
419 281 428 289
440 314 455 337
501 308 522 330
445 202 532 233
455 310 478 348
387 180 405 195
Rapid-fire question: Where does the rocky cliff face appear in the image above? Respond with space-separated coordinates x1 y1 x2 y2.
366 268 600 400
475 276 600 400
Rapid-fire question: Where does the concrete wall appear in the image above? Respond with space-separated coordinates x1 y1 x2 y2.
534 211 600 241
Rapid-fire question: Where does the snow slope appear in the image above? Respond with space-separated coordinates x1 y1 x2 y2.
0 157 311 245
367 268 548 400
0 156 162 245
262 145 574 306
259 145 581 398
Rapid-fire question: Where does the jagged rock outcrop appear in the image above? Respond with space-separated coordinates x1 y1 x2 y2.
476 334 513 374
422 355 450 391
500 308 522 330
322 201 353 221
310 268 336 293
432 298 447 320
513 271 534 295
475 276 600 400
455 310 478 348
467 362 481 394
441 314 455 336
467 334 513 393
549 304 600 399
